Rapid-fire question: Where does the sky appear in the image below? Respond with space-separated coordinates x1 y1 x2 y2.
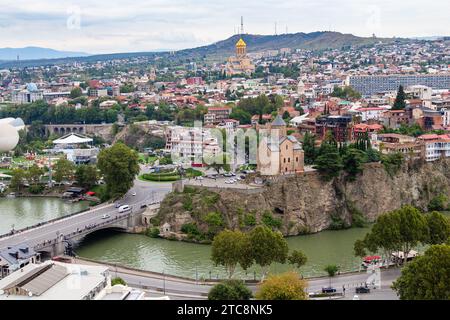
0 0 449 54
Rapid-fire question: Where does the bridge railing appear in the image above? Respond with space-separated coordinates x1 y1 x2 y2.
0 207 92 239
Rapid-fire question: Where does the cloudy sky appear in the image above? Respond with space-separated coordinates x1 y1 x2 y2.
0 0 448 54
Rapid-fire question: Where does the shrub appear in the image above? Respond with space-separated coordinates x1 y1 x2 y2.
181 223 201 237
255 271 308 300
28 184 44 194
329 214 349 230
208 280 253 300
203 212 224 227
146 227 160 238
262 211 282 229
243 213 257 226
111 277 127 286
428 194 449 211
182 195 193 211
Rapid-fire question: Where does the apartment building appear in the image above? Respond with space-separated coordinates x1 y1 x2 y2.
417 134 450 162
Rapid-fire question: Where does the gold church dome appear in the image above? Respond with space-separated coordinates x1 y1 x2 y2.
236 38 246 47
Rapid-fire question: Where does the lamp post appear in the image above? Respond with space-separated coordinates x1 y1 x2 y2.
163 269 166 295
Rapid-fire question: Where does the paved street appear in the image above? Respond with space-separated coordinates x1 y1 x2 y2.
75 257 400 300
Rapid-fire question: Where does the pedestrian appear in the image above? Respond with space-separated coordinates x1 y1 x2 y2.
343 285 346 295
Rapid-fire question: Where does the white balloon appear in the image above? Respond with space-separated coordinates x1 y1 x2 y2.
0 123 20 152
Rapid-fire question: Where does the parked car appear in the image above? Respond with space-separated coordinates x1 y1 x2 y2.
322 287 337 293
115 203 121 208
131 191 137 196
101 214 110 219
195 176 204 180
355 286 370 294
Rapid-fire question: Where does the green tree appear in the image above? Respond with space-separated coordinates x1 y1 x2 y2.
208 280 253 300
288 250 308 272
302 132 317 165
97 143 140 199
392 244 450 300
70 87 82 99
27 164 44 185
53 158 75 183
211 230 253 279
314 141 343 181
324 264 339 287
248 226 289 279
255 271 308 300
392 85 406 110
75 165 99 189
342 148 367 181
353 239 367 259
9 168 26 192
425 211 450 245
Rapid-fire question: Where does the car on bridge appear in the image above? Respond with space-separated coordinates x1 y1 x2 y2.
101 214 111 219
355 286 370 294
118 205 131 213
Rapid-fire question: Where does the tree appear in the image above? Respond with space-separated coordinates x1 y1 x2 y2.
302 132 317 165
314 141 343 181
10 168 26 192
111 277 127 286
97 142 140 199
288 250 308 272
70 87 82 99
392 85 406 110
392 244 450 300
425 211 450 245
357 206 428 266
208 280 253 300
203 153 230 175
255 271 308 300
353 239 367 259
324 264 339 286
248 226 289 280
53 158 75 183
75 165 99 189
27 164 44 185
211 229 253 279
342 148 367 181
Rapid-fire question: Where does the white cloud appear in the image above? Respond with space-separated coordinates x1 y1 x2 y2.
0 0 448 53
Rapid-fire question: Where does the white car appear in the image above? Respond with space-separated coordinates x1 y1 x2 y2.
101 214 110 219
352 295 360 300
131 192 137 196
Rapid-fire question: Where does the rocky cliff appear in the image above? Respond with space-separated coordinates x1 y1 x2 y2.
154 160 450 240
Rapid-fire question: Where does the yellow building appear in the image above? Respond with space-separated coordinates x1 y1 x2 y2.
225 37 255 77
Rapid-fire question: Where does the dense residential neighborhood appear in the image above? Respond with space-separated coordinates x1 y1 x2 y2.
0 3 449 305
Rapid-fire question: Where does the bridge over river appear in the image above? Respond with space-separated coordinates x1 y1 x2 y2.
0 178 173 258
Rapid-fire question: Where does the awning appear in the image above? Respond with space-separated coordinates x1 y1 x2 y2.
53 133 93 145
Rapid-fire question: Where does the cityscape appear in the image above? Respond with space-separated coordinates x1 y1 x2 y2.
0 0 449 305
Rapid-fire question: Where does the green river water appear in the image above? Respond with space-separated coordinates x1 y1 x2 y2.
0 197 415 279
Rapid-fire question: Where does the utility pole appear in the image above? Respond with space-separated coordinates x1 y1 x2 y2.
274 22 277 36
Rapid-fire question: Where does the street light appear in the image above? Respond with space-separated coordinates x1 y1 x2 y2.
163 269 166 295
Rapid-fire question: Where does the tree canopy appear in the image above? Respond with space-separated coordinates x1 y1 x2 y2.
255 271 308 300
97 142 140 199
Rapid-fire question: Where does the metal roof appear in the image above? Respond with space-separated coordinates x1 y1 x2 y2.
4 263 68 296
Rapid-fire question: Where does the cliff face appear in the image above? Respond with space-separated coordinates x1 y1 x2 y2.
155 160 450 238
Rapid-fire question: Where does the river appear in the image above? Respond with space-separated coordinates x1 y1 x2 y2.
0 197 89 235
75 227 371 279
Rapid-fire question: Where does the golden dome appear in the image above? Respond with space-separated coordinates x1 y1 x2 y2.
236 38 246 47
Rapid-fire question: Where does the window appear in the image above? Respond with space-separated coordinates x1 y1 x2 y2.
296 157 299 162
288 158 290 163
286 145 288 150
284 158 286 163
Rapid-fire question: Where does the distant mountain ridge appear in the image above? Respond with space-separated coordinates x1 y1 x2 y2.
177 31 398 59
0 46 89 61
0 31 408 68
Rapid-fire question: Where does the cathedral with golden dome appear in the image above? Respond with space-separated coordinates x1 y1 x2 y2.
225 36 255 77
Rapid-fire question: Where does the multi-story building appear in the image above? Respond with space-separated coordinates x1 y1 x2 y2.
165 126 221 166
11 83 43 104
348 74 450 96
204 107 232 125
417 134 450 162
381 109 413 129
315 115 353 142
373 133 425 161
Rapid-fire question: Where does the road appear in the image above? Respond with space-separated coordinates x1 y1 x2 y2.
0 172 173 252
75 257 400 300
